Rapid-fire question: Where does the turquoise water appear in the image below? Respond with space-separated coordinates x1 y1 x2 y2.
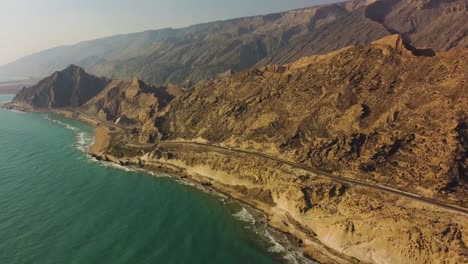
0 95 298 264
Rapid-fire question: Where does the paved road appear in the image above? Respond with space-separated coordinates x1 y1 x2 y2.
60 109 468 216
3 105 466 215
159 141 468 215
71 109 154 149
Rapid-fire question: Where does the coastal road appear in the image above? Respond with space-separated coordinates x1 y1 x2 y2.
158 141 468 216
54 108 468 216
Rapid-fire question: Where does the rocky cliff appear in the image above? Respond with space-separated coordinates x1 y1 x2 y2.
82 78 182 126
1 0 466 86
12 65 110 108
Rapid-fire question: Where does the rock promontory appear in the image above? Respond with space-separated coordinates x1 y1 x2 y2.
12 65 110 108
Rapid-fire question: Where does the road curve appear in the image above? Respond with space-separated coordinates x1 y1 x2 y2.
63 109 468 216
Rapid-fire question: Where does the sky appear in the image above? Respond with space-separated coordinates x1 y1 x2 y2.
0 0 340 66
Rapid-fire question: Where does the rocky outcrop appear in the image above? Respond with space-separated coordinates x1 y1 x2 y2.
82 78 182 127
11 65 110 108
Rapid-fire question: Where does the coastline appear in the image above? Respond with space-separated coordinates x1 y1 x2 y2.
92 155 315 264
0 104 328 263
2 104 350 263
88 144 351 264
4 104 468 264
65 110 345 264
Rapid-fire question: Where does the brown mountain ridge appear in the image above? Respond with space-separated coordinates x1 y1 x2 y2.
1 0 466 87
77 35 467 263
136 34 467 204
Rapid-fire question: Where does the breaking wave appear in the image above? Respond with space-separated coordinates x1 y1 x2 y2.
233 207 256 224
264 230 286 253
10 109 25 114
42 114 93 153
40 113 314 264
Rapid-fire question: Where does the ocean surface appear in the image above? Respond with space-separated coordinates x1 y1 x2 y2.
0 76 14 82
0 95 309 264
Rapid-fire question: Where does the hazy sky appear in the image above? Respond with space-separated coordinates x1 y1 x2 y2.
0 0 340 66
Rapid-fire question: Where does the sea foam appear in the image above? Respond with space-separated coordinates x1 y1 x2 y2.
42 114 93 153
233 207 256 224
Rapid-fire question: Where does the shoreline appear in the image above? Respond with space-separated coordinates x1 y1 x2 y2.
4 104 468 264
83 126 361 263
2 104 351 263
4 105 332 263
89 153 351 264
90 155 314 264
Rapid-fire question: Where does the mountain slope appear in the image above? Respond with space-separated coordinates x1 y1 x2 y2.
139 35 467 205
82 78 182 127
1 0 466 86
11 65 110 108
86 36 468 264
0 29 177 80
257 0 468 65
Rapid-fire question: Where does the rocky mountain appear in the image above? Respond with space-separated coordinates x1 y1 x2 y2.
84 35 468 264
138 35 467 204
1 0 466 86
82 78 182 126
257 0 468 65
11 65 110 108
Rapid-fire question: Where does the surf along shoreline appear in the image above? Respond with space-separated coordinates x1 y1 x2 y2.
4 103 468 264
2 104 334 264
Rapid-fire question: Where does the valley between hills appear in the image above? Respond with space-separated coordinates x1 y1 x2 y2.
1 0 467 263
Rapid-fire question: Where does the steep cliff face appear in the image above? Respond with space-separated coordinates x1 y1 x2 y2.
143 35 467 204
12 65 110 108
82 78 182 126
1 0 466 86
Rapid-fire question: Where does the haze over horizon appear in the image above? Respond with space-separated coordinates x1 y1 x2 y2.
0 0 340 66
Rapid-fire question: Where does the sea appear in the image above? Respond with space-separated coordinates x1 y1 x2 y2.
0 95 312 264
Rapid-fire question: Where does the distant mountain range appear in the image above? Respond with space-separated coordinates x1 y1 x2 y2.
1 0 466 86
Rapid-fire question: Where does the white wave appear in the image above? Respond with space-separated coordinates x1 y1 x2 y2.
10 109 25 114
233 207 256 225
97 160 134 172
133 167 171 178
263 230 286 253
42 114 94 153
74 132 93 153
42 114 79 131
65 124 78 131
176 179 196 187
75 132 86 146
